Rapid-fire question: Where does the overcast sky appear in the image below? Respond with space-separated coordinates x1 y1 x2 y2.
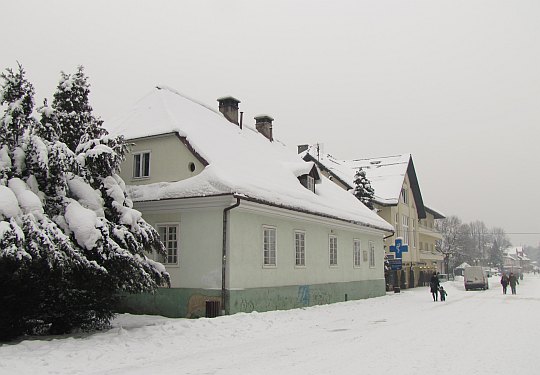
3 0 539 246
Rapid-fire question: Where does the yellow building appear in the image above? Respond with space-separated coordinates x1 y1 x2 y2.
301 148 445 288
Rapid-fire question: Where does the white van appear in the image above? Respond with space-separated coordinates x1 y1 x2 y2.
464 266 489 291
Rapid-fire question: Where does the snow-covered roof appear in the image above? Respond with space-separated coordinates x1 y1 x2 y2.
302 147 426 218
504 246 530 261
425 205 445 219
105 86 393 232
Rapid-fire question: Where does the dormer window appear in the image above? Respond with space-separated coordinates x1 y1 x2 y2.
306 175 315 192
299 175 316 193
297 164 320 193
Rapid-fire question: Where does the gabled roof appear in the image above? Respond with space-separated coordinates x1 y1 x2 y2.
302 147 426 219
504 246 530 261
425 206 445 219
106 86 393 232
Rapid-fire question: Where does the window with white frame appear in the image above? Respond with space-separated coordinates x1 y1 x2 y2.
353 239 361 267
401 187 409 205
306 175 315 193
133 151 151 178
295 231 305 267
369 241 375 268
157 224 179 265
394 213 400 237
402 215 409 245
263 226 276 266
329 235 338 266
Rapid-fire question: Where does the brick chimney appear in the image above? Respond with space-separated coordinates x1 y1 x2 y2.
254 115 274 142
217 96 241 125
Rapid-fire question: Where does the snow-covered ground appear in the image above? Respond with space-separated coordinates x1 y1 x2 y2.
1 274 538 375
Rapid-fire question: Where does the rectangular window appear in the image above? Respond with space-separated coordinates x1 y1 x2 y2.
306 176 315 193
295 231 305 267
401 187 409 204
402 215 409 245
369 241 375 268
329 235 338 266
353 239 361 267
157 224 179 265
394 213 400 237
133 151 151 178
263 226 276 266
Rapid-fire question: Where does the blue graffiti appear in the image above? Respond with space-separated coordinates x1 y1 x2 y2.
298 285 310 305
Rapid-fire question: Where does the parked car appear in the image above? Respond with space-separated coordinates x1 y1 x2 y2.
464 266 489 291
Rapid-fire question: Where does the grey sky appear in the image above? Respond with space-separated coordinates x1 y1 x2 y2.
3 0 539 246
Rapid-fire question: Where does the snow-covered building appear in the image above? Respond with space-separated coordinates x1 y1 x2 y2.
503 246 531 273
106 86 394 318
300 148 445 287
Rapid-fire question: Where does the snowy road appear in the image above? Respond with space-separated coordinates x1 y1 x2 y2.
1 274 538 375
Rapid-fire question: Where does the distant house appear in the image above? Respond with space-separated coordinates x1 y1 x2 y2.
503 246 531 274
300 148 445 288
106 86 393 318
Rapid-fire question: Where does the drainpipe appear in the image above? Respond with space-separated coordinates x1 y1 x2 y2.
222 195 241 316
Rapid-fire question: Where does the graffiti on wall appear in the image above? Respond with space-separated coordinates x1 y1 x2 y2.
297 285 310 305
240 298 255 312
310 288 332 305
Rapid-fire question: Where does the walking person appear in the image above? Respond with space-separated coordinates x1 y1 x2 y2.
439 285 447 301
500 272 509 294
508 272 519 295
430 272 440 301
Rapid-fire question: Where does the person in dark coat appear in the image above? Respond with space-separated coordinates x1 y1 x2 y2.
508 272 519 295
500 273 509 294
439 285 447 301
430 272 440 301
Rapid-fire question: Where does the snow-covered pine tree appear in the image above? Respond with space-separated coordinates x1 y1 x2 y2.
51 66 106 152
0 64 94 339
0 63 36 153
0 64 169 340
353 167 375 210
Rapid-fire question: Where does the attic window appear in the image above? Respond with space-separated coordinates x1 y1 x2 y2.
299 175 315 193
188 162 196 172
401 187 409 205
306 176 315 192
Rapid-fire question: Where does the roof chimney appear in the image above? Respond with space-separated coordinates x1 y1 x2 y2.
297 144 309 154
254 115 274 142
217 96 241 125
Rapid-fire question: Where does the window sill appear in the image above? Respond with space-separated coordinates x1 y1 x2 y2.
164 264 180 269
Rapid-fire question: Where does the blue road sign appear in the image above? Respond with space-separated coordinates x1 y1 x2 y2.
388 258 403 270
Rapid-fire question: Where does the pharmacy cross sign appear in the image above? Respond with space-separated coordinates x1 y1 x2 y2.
389 238 408 259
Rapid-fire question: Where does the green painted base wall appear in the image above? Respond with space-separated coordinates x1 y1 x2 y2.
229 279 385 314
117 279 385 318
117 288 221 318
